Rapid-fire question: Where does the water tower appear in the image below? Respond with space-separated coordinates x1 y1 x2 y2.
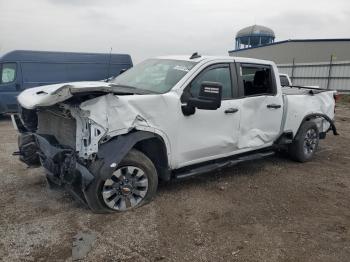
235 25 275 50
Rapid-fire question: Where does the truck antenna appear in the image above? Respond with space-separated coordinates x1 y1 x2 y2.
106 47 112 81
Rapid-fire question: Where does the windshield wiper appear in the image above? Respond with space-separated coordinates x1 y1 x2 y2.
108 84 159 94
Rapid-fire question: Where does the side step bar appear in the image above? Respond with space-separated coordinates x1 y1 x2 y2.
175 151 275 179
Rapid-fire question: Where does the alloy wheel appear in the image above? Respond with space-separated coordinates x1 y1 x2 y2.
102 166 149 211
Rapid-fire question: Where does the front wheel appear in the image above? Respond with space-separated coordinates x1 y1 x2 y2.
289 121 319 162
86 149 158 212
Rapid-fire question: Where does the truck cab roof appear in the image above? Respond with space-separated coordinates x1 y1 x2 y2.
156 55 276 66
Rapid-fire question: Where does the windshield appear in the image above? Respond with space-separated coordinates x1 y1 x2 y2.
110 59 197 93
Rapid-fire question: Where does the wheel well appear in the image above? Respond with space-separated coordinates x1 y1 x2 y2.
133 137 171 181
293 117 319 140
297 113 338 137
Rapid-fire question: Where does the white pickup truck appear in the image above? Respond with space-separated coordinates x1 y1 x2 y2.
279 73 293 87
13 54 338 212
279 73 320 89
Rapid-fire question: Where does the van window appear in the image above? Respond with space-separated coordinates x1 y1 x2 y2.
241 65 275 96
1 63 17 84
190 65 233 99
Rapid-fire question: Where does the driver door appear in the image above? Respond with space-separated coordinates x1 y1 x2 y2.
175 63 241 168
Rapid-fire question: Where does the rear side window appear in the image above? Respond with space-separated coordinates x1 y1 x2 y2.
190 65 233 99
240 65 275 96
1 63 17 84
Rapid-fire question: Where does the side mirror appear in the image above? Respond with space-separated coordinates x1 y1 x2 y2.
182 81 222 115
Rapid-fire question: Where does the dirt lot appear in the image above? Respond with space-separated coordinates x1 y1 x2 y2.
0 104 349 262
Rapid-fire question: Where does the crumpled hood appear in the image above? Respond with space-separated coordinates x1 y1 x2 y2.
17 81 114 109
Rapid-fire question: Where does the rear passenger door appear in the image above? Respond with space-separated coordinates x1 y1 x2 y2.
236 63 283 149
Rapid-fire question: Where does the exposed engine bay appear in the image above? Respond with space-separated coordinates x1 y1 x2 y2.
19 91 108 162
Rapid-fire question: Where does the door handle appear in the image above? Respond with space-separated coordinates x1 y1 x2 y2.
224 108 239 114
267 104 281 109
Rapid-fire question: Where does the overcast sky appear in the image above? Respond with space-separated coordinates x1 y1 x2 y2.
0 0 349 63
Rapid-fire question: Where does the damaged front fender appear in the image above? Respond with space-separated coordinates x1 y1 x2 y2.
77 93 173 163
95 131 164 180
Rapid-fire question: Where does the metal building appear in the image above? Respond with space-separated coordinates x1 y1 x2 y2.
229 37 350 92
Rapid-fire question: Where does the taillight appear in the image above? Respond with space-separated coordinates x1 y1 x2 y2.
333 92 338 114
333 93 339 102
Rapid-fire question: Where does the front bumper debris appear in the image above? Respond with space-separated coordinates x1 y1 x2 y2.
24 133 95 206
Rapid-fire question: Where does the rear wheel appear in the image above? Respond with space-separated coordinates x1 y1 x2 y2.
289 121 319 162
86 149 158 212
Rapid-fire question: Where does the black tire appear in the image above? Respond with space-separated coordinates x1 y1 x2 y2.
289 121 319 162
85 149 158 213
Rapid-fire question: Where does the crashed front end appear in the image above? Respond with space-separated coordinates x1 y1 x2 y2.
14 101 107 207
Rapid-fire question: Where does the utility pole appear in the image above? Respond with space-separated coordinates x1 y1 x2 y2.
106 47 112 81
291 58 295 83
326 54 334 90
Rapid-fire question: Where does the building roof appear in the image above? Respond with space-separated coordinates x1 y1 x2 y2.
236 25 275 38
229 38 350 53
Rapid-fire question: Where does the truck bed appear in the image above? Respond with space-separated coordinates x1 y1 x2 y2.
282 87 336 136
282 86 329 95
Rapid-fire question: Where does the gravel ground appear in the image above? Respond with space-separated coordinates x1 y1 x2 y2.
0 104 349 262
